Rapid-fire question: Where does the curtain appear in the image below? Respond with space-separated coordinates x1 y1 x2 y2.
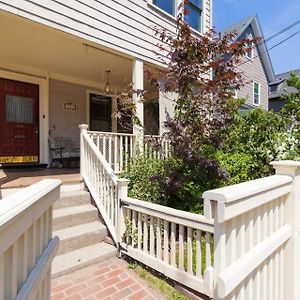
5 95 33 124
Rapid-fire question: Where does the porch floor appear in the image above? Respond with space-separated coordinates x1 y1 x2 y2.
0 168 80 189
51 257 165 300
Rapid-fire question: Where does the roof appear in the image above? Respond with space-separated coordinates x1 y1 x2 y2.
220 15 275 83
269 69 300 99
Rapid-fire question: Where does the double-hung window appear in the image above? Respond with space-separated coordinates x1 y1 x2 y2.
185 0 202 32
253 82 260 105
153 0 175 16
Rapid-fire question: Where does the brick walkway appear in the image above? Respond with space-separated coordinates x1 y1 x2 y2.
51 258 165 300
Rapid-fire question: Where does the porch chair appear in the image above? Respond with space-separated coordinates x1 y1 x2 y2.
48 136 80 167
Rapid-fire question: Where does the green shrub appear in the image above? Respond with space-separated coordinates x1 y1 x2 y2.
121 154 167 205
217 151 257 184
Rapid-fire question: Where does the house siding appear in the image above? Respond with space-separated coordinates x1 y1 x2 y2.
236 27 269 110
0 0 212 66
49 79 89 148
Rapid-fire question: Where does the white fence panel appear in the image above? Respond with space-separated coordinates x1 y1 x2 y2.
0 179 61 300
204 172 295 300
120 196 214 297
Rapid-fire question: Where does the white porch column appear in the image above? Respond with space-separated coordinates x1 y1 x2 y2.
271 160 300 300
79 124 88 180
132 59 144 151
157 78 176 135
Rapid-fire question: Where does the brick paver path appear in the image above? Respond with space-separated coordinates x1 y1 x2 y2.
51 258 165 300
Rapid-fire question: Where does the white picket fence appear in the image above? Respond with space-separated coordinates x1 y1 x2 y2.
0 179 61 300
80 124 300 300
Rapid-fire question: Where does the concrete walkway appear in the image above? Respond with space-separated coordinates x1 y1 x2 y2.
51 257 165 300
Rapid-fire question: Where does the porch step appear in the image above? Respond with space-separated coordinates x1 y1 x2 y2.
53 204 98 231
54 221 107 255
54 189 91 209
51 242 117 278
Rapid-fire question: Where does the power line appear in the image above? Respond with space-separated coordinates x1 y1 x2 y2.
264 19 300 43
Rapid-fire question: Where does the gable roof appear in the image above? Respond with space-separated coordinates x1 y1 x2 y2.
221 15 275 83
269 69 300 99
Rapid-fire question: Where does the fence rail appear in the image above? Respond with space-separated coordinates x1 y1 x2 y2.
120 197 214 297
0 179 61 300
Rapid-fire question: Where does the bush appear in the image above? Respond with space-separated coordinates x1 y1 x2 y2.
121 155 167 205
217 151 257 184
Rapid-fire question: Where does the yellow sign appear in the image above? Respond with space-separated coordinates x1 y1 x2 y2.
0 156 38 163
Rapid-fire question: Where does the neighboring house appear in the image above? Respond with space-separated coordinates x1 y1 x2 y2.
269 69 300 112
221 15 275 110
0 0 212 166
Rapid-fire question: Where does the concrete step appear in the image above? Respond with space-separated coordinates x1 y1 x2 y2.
51 242 117 278
54 221 107 255
54 189 91 209
53 204 98 231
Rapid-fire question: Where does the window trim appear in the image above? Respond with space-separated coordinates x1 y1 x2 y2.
151 0 177 17
149 0 203 34
253 81 261 106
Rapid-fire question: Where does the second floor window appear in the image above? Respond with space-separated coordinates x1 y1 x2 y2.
185 0 202 31
153 0 175 16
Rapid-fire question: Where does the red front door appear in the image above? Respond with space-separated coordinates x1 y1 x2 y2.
0 78 39 164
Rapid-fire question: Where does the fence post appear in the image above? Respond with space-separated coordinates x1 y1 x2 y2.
79 124 88 180
116 178 130 256
271 160 300 300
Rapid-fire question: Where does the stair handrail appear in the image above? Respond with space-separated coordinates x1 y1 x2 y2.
80 126 118 185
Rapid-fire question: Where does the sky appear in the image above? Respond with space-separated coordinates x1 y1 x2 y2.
213 0 300 75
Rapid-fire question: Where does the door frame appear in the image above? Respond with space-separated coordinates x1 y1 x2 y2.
0 69 49 165
86 90 117 132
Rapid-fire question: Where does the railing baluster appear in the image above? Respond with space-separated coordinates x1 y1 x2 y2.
187 227 193 274
132 211 137 247
163 221 169 264
170 222 176 267
179 224 184 271
196 230 202 277
138 212 142 250
156 218 162 260
143 214 149 253
150 216 155 256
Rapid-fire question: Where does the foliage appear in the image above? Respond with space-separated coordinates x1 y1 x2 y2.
118 12 300 211
225 108 286 178
217 151 257 184
121 154 167 205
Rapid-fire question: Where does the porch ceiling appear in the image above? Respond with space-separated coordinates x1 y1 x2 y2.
0 11 132 89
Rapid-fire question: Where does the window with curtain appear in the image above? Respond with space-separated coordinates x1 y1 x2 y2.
5 95 34 124
153 0 175 16
185 0 202 31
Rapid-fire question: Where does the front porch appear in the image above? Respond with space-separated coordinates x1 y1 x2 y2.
0 9 171 168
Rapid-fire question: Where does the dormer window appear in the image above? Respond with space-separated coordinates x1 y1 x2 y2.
245 33 253 59
185 0 202 31
153 0 175 16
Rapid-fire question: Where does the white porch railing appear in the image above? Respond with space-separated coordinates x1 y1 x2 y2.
120 196 214 297
80 124 300 300
0 179 61 300
86 131 171 173
87 131 136 173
